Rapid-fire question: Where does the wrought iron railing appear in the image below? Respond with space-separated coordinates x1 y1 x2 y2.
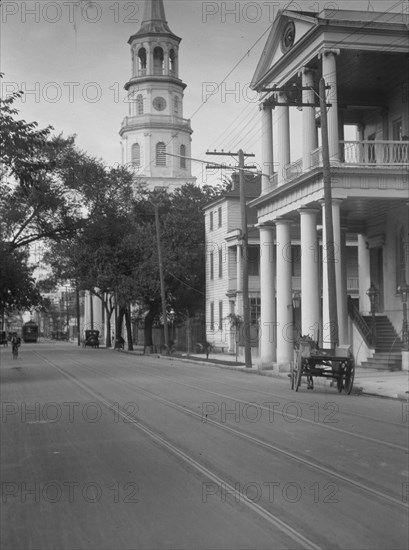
347 295 372 347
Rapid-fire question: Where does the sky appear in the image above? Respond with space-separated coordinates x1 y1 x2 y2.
1 0 405 188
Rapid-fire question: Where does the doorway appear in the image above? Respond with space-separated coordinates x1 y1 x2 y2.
370 247 384 312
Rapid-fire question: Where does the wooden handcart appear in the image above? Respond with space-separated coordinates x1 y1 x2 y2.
290 340 355 394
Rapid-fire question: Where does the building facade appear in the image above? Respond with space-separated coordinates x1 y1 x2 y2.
250 8 408 369
204 177 262 353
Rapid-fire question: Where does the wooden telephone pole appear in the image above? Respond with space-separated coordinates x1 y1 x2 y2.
319 77 339 347
153 197 169 352
206 149 255 368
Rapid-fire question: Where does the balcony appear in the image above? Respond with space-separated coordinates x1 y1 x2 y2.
263 140 408 190
121 114 192 131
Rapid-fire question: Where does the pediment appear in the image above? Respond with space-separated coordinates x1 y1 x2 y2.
252 10 318 89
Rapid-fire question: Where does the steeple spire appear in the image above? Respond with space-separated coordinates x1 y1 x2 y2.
130 0 179 40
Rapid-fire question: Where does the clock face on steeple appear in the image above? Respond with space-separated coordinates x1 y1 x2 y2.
153 96 167 111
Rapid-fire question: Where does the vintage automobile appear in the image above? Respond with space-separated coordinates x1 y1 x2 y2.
83 330 100 348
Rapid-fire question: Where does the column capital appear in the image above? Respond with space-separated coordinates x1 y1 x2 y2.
274 216 293 226
318 48 340 59
298 207 319 216
319 197 344 207
298 66 317 78
257 221 275 229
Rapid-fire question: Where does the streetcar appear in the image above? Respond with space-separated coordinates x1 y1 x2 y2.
22 321 39 343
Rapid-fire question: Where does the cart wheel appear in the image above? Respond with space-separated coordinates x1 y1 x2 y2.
344 358 355 394
294 353 303 392
336 362 344 392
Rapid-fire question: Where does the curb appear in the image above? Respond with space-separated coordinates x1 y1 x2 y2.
113 349 408 401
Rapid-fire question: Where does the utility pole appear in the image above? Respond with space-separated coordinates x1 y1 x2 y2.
76 282 81 346
206 149 255 368
153 196 169 353
319 77 339 348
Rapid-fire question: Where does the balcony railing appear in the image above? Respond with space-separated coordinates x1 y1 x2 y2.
261 140 407 195
122 114 191 129
341 140 409 165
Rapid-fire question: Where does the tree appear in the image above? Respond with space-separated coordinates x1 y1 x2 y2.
0 79 101 313
126 183 223 346
0 244 42 315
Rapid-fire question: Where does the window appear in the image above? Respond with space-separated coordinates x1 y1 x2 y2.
131 143 140 166
136 94 144 115
250 298 261 325
180 144 186 169
219 301 223 332
218 207 222 227
218 248 223 278
393 119 403 141
210 252 214 280
248 246 260 277
138 48 146 75
209 212 213 231
156 142 166 166
153 47 164 75
174 96 179 114
291 245 301 277
210 302 214 331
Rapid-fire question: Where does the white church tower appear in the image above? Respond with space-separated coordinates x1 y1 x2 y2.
120 0 196 191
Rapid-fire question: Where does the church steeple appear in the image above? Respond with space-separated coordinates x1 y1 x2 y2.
119 0 195 192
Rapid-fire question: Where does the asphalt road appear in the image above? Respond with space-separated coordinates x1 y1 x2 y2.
1 342 408 550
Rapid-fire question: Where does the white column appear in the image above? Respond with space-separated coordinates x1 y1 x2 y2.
164 50 169 76
301 68 318 171
299 209 320 340
276 219 293 367
321 200 345 346
259 225 276 364
321 49 340 162
146 44 152 75
358 234 371 313
261 103 274 194
277 92 290 186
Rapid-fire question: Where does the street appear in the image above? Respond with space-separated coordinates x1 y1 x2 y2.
1 342 408 550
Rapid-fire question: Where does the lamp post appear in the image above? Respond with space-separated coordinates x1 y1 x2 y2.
169 308 175 343
397 280 409 350
366 283 379 347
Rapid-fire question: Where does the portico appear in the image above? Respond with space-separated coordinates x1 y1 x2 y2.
251 8 409 369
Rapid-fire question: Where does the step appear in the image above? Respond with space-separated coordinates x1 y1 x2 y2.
365 356 402 364
360 360 402 371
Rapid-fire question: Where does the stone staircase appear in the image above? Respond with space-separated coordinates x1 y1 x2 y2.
360 315 403 370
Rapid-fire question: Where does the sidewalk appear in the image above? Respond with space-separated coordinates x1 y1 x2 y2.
147 351 409 401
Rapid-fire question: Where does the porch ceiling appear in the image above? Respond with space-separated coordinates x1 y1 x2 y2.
284 50 408 109
335 51 408 105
